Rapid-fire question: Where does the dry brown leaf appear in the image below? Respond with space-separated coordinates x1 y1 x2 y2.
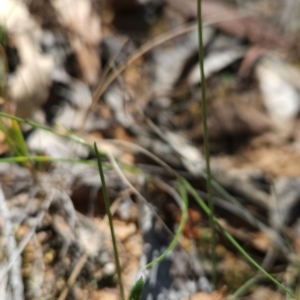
97 219 137 242
52 0 102 84
91 289 119 300
207 99 273 141
124 235 143 258
0 130 8 155
0 0 54 119
238 46 269 78
251 231 271 251
294 234 300 256
237 145 300 177
114 125 134 142
113 220 137 242
247 286 284 300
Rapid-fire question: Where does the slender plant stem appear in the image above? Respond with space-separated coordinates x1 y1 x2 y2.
0 111 101 153
0 156 97 165
183 179 297 299
0 44 8 100
196 0 216 286
231 275 261 299
94 143 125 300
1 111 297 298
143 180 188 269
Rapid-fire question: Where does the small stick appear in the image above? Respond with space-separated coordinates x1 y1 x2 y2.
57 253 89 300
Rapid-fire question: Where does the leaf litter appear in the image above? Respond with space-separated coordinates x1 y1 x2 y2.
1 0 300 299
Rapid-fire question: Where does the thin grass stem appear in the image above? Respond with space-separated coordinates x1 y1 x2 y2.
196 0 216 286
143 180 188 269
231 274 262 299
94 143 125 300
182 179 297 299
0 156 96 165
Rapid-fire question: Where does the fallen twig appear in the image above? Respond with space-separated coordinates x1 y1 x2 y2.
0 186 24 300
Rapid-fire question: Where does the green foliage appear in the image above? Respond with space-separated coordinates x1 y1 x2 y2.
0 25 7 100
182 178 297 299
0 25 6 46
128 277 144 300
1 119 29 157
144 179 188 269
0 111 297 299
0 117 32 169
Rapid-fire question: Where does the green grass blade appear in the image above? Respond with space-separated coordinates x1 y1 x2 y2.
0 155 98 165
0 26 5 46
8 119 29 157
0 118 27 156
128 277 144 300
94 142 125 300
231 275 262 299
0 111 92 149
196 0 216 285
182 178 297 299
0 117 32 169
1 111 293 298
144 179 188 269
